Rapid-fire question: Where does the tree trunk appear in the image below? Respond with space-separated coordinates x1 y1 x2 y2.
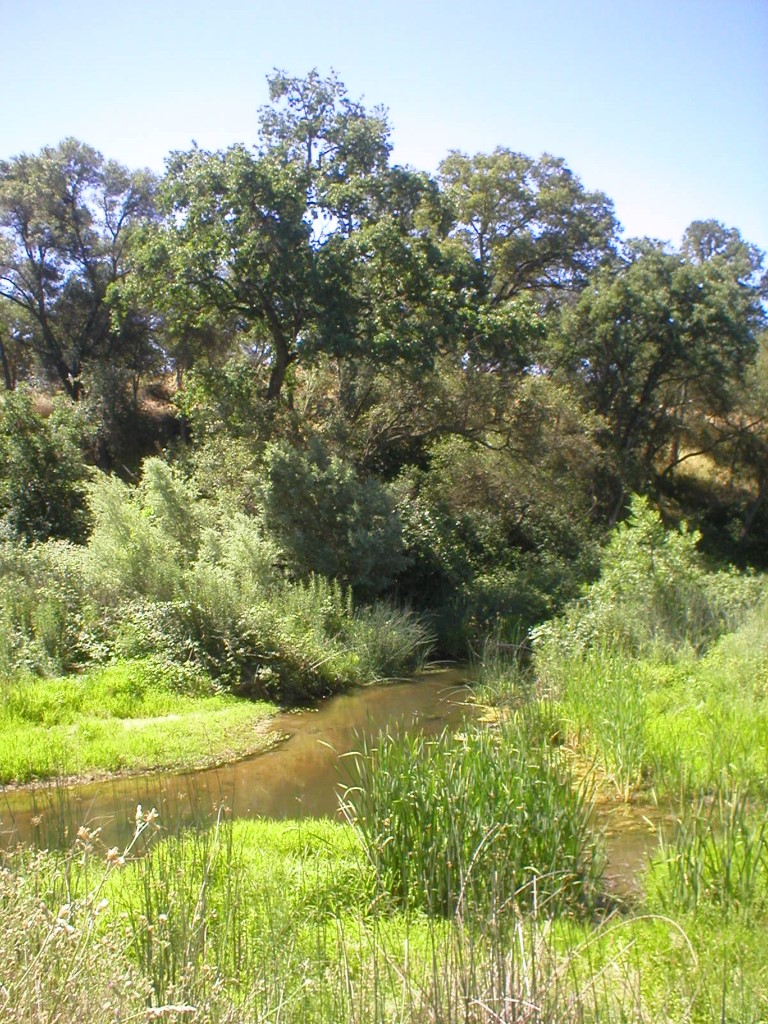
0 338 13 390
739 475 768 542
265 326 297 401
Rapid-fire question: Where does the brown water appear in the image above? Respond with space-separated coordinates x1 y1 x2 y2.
600 798 669 897
0 668 472 851
0 668 664 893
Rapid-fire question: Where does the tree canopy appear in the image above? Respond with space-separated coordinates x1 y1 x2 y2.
0 139 156 399
1 67 767 602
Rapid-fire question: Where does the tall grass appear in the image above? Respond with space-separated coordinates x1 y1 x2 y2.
536 597 768 799
4 806 766 1023
345 713 604 920
528 515 768 798
647 790 768 915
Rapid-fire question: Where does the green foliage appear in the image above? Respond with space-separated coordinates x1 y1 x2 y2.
342 602 432 681
0 387 91 542
108 818 372 1005
0 539 101 676
4 813 767 1024
0 448 430 703
85 457 207 606
648 791 768 915
439 148 618 303
3 657 218 727
534 495 763 661
394 425 602 652
262 439 407 598
347 714 603 919
554 232 765 484
175 355 274 442
0 138 156 399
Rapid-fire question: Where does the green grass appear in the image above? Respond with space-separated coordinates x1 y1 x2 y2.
345 712 604 919
0 658 275 784
2 515 766 1020
527 596 768 799
646 790 768 916
3 812 767 1023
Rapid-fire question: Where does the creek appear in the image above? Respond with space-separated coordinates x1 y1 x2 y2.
1 669 471 850
0 667 664 894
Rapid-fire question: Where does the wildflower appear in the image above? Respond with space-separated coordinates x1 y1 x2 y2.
106 847 126 868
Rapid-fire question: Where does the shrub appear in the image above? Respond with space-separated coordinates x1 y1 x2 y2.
262 439 407 598
85 459 201 603
0 386 91 543
534 495 764 661
0 539 101 675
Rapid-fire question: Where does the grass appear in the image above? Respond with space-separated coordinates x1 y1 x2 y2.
646 790 768 915
0 657 275 784
527 595 768 800
2 501 766 1020
2 809 767 1023
345 713 604 919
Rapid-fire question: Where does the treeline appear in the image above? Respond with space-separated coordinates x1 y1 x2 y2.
1 70 767 662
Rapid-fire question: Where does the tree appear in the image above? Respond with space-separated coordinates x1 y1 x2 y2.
261 438 407 597
0 386 91 542
0 299 34 390
439 148 618 306
135 144 314 401
0 139 156 398
134 71 468 402
555 229 765 493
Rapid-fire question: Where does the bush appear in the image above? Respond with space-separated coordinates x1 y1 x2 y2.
262 439 407 598
534 495 763 661
85 459 201 603
392 435 601 654
0 387 91 543
0 539 101 675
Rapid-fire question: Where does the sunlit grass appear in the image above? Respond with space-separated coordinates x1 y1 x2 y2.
528 597 768 799
3 810 767 1023
0 658 275 784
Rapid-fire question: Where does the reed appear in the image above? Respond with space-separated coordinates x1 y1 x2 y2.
344 713 604 920
2 803 767 1023
648 789 768 915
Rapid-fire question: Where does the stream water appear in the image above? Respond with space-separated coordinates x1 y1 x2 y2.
0 669 471 850
0 667 664 894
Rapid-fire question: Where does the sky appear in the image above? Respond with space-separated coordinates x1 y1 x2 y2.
1 0 766 253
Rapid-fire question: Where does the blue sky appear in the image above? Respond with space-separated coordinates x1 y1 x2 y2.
2 0 766 252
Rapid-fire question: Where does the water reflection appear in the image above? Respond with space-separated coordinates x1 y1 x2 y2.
1 669 472 851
